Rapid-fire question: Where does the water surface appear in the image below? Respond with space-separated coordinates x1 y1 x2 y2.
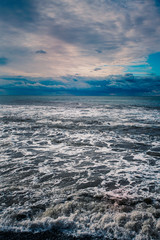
0 96 160 239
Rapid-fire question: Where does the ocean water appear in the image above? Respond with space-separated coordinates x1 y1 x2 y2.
0 96 160 240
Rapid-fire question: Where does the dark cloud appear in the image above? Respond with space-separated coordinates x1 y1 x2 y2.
0 74 160 96
96 50 102 53
0 0 38 29
50 23 105 46
0 57 8 65
124 73 135 82
35 50 47 54
0 76 66 87
94 68 102 71
85 74 160 95
43 1 126 50
154 0 160 8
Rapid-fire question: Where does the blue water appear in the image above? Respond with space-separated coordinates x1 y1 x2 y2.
0 95 160 107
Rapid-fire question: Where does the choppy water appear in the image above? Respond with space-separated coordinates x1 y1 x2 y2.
0 96 160 240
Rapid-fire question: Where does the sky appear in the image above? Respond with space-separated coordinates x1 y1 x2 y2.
0 0 160 95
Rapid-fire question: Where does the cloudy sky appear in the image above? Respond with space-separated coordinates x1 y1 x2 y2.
0 0 160 95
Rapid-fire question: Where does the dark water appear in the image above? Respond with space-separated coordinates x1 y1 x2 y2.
0 96 160 240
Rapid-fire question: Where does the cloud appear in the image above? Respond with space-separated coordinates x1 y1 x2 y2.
0 74 159 96
35 50 47 54
94 68 101 71
0 0 38 30
0 57 8 65
0 0 160 85
95 50 102 53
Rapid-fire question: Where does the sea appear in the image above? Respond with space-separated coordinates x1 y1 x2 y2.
0 95 160 240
